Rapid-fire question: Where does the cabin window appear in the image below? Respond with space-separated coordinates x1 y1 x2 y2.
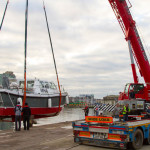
27 81 34 88
50 82 57 89
19 81 24 88
124 84 130 94
40 81 44 88
130 84 144 94
45 84 49 89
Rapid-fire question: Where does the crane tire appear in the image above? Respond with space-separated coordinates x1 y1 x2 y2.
131 129 143 149
145 128 150 145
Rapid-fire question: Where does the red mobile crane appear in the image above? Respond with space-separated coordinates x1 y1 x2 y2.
108 0 150 102
72 3 150 149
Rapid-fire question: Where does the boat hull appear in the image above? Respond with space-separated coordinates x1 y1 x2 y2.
0 107 62 120
0 89 67 119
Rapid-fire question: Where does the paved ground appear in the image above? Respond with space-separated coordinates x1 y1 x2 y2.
0 121 150 150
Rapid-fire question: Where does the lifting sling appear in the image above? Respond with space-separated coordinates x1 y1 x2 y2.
43 0 62 112
23 0 28 107
0 0 9 31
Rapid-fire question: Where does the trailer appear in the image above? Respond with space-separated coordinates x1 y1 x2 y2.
72 116 150 149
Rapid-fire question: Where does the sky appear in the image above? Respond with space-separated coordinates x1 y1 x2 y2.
0 0 150 99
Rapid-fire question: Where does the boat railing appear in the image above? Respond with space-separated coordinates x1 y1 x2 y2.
26 88 34 93
9 87 34 94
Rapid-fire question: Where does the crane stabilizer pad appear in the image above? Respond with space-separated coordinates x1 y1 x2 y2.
85 116 113 123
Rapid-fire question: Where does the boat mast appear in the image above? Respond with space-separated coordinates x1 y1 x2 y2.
23 0 28 107
0 0 9 31
43 1 62 112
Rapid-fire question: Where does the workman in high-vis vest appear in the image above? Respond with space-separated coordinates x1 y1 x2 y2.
122 104 130 122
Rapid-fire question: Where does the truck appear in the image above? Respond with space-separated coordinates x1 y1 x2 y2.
73 0 150 149
72 116 150 149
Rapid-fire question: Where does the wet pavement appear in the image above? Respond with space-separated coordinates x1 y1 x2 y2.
0 120 150 150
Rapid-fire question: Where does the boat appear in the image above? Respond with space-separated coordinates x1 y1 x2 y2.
0 1 68 121
0 77 68 120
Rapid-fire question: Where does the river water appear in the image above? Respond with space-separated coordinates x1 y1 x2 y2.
35 107 94 126
0 108 94 130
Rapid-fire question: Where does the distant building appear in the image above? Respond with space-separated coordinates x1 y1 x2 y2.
95 99 103 104
79 94 94 105
101 95 118 105
68 94 95 105
0 71 16 86
69 97 77 103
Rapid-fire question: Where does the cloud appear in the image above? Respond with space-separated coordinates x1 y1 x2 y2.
0 0 150 98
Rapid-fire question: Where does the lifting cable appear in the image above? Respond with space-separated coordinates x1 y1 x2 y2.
22 0 28 108
43 0 62 112
0 0 9 31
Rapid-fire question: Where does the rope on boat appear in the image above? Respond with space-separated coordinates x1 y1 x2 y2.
23 0 28 107
0 0 9 31
7 92 15 107
43 0 62 112
0 93 4 107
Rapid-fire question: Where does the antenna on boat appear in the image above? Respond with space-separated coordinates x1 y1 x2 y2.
43 0 62 112
23 0 29 107
0 0 9 31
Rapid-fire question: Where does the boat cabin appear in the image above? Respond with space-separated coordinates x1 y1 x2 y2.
17 79 59 95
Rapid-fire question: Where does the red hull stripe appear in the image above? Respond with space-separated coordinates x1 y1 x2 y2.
0 107 62 117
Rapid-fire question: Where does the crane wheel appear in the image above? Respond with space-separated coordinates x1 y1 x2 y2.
131 129 143 149
145 128 150 145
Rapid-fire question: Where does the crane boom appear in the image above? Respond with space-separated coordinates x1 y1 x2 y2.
109 0 150 101
128 40 138 84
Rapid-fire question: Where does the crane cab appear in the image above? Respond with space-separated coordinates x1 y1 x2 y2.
118 83 146 100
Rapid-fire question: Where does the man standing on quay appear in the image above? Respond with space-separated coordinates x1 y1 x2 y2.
22 103 31 130
122 104 130 122
14 102 22 131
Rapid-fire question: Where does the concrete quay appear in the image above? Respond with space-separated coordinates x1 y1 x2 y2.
0 121 150 150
